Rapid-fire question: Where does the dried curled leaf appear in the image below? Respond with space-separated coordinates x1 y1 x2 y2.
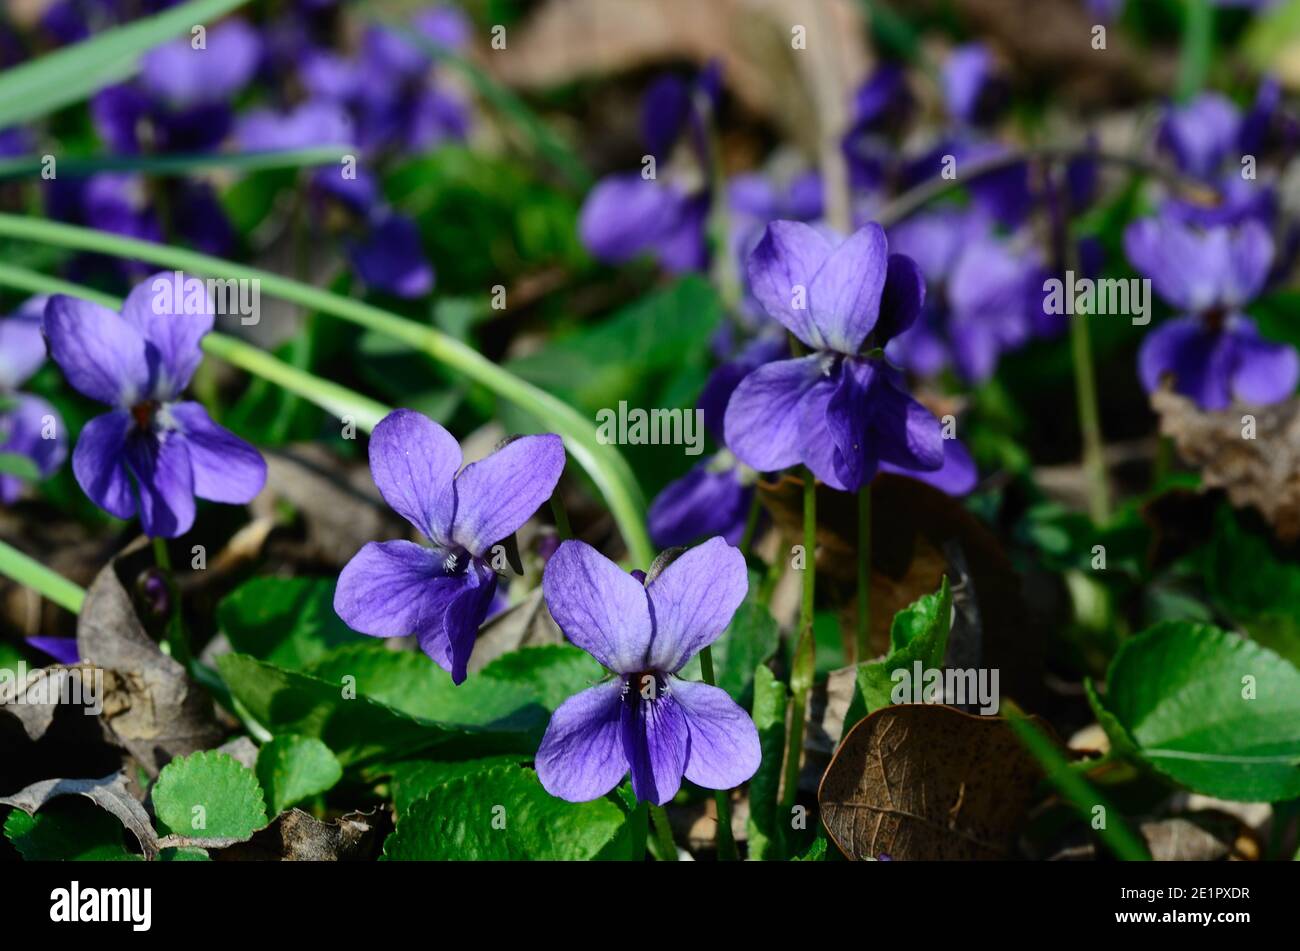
77 541 223 774
1153 387 1300 542
0 772 159 858
818 704 1049 860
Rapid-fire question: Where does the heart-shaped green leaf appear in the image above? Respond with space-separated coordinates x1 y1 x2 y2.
1092 622 1300 801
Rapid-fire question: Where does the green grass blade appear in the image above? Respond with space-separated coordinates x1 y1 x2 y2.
0 538 85 613
1004 700 1151 861
0 0 249 128
0 147 350 181
0 222 652 564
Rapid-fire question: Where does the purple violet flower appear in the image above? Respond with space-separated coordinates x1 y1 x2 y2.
1124 214 1299 410
579 65 719 273
724 220 944 492
42 273 267 537
0 297 66 503
333 409 565 684
887 208 1042 382
536 537 760 804
942 44 1004 128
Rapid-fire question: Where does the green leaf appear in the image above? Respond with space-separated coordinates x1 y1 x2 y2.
507 276 722 415
307 643 549 732
0 452 39 482
383 766 642 860
1095 622 1300 801
845 576 952 727
380 756 526 818
745 664 788 861
151 750 268 839
679 593 780 706
476 644 605 711
0 0 249 128
255 735 344 816
218 576 362 670
4 799 141 861
217 652 539 767
1203 507 1300 666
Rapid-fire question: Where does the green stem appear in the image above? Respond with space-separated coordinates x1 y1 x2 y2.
549 491 572 541
0 538 85 613
737 489 762 556
779 469 817 820
855 483 871 664
151 537 190 669
0 147 350 182
1004 700 1150 861
1070 307 1111 524
698 646 739 861
648 803 679 861
0 216 652 566
1176 0 1214 103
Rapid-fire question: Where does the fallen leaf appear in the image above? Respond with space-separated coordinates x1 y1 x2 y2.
818 704 1048 860
0 772 159 859
77 540 224 774
489 0 868 152
1153 387 1300 542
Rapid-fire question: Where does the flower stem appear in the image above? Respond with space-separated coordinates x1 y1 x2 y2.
1070 300 1111 524
779 469 817 825
855 482 872 664
151 537 190 670
549 491 572 541
697 646 739 861
648 803 679 861
737 489 762 556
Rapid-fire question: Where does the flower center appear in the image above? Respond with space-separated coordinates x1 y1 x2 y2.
441 546 472 577
130 400 159 432
1203 306 1228 334
623 671 667 703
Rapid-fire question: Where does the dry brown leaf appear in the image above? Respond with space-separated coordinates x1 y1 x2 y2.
254 444 407 566
488 0 868 151
818 704 1048 860
215 808 384 861
0 772 160 858
1153 387 1300 542
77 541 223 774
